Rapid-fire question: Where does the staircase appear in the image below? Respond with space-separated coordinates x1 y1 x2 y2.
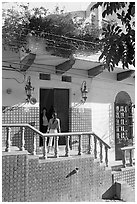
2 123 135 202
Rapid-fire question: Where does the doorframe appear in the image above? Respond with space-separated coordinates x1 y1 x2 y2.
39 87 70 146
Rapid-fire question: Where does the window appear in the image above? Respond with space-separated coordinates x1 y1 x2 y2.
39 73 51 80
62 75 71 82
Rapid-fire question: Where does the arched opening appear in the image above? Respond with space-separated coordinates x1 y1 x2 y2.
114 91 134 160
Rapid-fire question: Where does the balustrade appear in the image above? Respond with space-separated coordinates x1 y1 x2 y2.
105 146 108 167
32 134 37 155
100 141 103 163
2 124 111 167
94 137 97 159
88 134 92 154
78 135 82 155
20 127 25 151
43 137 47 159
121 146 135 168
5 127 11 152
54 136 59 158
65 136 70 157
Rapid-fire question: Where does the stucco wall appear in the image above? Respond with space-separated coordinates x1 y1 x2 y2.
85 75 135 160
2 60 135 161
88 76 135 145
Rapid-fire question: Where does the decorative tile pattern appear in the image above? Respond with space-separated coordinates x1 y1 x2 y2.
2 107 39 153
27 156 111 202
2 153 28 202
2 151 113 202
69 108 92 151
112 168 135 189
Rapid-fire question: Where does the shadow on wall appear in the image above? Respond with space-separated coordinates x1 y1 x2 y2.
12 122 35 153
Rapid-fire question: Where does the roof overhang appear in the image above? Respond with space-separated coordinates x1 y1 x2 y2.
34 53 103 75
88 65 104 77
20 53 36 71
2 49 135 80
56 57 76 74
117 70 135 81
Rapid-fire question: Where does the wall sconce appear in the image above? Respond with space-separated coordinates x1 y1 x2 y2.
80 81 88 103
6 88 12 94
25 76 36 104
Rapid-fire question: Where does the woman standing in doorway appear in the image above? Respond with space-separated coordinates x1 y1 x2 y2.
41 107 49 133
40 107 49 146
47 112 61 153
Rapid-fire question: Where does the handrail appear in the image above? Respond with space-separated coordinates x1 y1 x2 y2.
2 123 111 166
91 133 111 149
2 123 111 149
2 123 43 136
121 145 135 151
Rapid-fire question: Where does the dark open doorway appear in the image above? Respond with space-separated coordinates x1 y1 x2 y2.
40 88 69 146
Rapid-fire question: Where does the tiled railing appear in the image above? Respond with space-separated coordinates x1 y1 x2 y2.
121 146 135 168
2 124 111 167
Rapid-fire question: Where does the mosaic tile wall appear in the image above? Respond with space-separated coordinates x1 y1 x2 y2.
2 151 112 202
2 151 28 202
2 107 39 153
27 157 112 202
69 108 92 152
2 107 92 153
112 168 135 189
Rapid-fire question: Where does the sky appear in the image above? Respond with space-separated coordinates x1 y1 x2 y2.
2 1 92 12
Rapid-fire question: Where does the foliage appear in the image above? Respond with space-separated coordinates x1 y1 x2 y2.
2 3 101 58
91 2 135 70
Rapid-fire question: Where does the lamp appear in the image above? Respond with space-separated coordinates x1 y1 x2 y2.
25 76 34 103
81 81 88 103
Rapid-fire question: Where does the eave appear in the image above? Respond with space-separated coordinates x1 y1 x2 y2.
117 70 135 81
88 65 104 77
20 53 36 72
56 58 75 74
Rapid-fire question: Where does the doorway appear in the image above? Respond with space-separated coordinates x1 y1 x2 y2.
115 91 134 160
40 88 69 146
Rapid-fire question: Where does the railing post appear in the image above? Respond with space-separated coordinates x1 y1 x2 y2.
88 134 92 154
94 136 97 159
100 141 103 163
5 127 11 152
65 136 70 157
54 136 59 158
129 149 133 166
70 136 72 150
122 150 126 168
105 146 108 167
32 134 36 155
20 127 25 151
43 136 47 159
78 134 82 155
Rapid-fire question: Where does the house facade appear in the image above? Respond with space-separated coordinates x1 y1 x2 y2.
2 35 135 161
2 2 135 162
